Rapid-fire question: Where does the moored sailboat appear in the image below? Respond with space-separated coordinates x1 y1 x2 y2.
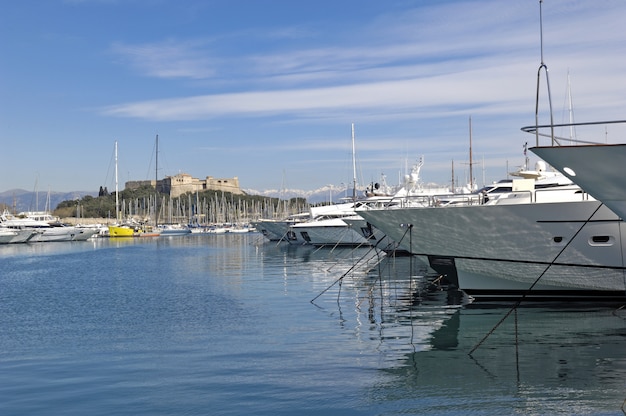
108 141 142 238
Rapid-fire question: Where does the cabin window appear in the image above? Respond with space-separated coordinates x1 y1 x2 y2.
553 236 563 243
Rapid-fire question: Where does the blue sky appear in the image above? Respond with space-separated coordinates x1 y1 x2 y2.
2 0 626 195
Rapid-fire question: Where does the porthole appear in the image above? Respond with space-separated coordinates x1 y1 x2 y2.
590 235 613 246
563 167 576 177
592 235 610 243
553 236 563 243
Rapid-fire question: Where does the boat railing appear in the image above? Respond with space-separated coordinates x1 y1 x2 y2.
358 193 485 210
534 186 591 203
521 119 626 147
357 185 591 211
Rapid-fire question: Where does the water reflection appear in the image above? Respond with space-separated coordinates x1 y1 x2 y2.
374 306 626 414
2 234 624 414
281 247 626 413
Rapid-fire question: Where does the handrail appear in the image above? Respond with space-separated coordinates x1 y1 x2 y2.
356 184 590 211
521 119 626 146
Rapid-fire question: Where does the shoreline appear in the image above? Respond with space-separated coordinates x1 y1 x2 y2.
61 217 112 226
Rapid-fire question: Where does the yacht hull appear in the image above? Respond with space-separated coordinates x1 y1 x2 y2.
108 225 137 237
358 200 626 301
291 217 371 247
532 144 626 219
255 219 299 242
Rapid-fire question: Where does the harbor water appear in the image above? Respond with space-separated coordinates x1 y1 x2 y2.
1 233 625 415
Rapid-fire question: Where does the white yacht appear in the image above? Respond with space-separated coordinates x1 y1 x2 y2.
0 210 98 242
356 163 626 301
356 0 626 302
290 202 364 246
0 228 38 244
290 157 451 247
532 143 626 220
253 212 311 242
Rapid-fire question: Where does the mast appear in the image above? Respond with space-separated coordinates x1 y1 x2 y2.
155 134 159 225
114 140 119 221
469 116 474 191
566 70 575 144
351 123 357 202
451 160 455 193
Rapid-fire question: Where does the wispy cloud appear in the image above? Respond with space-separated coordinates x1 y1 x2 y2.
102 0 626 126
110 39 219 79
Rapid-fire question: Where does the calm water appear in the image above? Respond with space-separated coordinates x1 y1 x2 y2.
1 233 625 415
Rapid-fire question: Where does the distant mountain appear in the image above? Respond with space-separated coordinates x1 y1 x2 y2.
243 185 363 204
244 179 449 204
0 189 97 213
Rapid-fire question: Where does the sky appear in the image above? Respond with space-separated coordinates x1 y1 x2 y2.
2 0 626 195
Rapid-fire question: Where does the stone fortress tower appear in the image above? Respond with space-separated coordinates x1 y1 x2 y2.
125 172 243 198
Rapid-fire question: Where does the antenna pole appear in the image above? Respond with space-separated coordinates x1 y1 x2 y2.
469 116 473 191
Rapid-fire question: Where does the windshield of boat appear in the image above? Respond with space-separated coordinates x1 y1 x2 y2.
477 180 513 194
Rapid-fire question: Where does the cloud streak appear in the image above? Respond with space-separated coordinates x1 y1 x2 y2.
4 0 626 193
103 0 626 127
110 39 220 79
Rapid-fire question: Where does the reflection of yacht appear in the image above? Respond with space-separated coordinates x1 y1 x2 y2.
378 306 626 414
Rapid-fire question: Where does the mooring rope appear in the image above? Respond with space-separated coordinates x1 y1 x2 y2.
310 226 409 304
276 229 292 246
468 202 604 356
310 243 379 303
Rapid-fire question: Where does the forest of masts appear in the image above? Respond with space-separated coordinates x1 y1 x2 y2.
95 192 310 226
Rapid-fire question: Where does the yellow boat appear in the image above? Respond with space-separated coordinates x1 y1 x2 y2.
108 224 140 237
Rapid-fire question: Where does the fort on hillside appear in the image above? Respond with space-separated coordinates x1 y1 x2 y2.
124 173 243 198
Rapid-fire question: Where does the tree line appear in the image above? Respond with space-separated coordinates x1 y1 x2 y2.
53 185 308 224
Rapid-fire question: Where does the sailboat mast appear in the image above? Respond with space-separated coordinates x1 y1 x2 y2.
155 134 159 225
156 134 159 188
451 160 455 193
114 140 119 221
351 123 357 202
